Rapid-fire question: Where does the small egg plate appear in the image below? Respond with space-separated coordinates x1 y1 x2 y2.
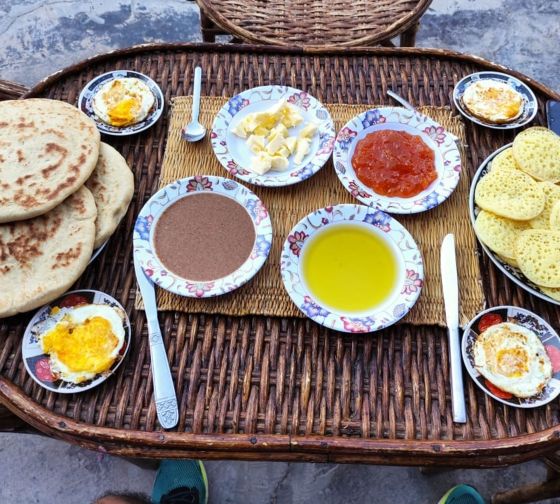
453 71 538 130
469 145 560 306
462 306 560 408
22 290 131 394
280 204 423 333
211 85 335 187
332 107 461 214
134 175 272 298
78 70 164 136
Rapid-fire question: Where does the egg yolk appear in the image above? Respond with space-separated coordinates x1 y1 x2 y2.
108 97 140 127
496 347 529 377
42 316 119 374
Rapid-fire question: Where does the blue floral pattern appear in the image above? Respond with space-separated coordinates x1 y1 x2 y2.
227 96 250 116
361 109 386 128
134 215 153 240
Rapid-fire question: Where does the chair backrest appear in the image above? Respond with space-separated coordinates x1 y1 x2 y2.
0 79 28 101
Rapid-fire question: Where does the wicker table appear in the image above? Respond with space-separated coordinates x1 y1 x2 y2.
196 0 432 47
2 43 560 467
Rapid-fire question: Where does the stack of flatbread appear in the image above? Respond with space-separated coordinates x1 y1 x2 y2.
0 99 134 317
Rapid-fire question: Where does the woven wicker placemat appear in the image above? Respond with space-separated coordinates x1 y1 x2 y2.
136 96 484 326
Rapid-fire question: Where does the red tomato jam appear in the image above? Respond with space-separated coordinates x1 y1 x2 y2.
351 130 437 198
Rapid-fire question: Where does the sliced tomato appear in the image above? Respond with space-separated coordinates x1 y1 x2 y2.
485 379 513 400
545 345 560 373
59 294 89 308
478 313 503 333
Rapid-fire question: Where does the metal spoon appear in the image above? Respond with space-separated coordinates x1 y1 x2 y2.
387 89 460 143
182 66 206 142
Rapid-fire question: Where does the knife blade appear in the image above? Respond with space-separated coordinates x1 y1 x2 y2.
546 100 560 135
133 254 179 429
440 234 467 423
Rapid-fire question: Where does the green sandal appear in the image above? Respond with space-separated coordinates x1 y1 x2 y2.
438 484 486 504
151 459 208 504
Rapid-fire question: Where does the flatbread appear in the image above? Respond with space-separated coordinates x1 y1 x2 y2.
512 127 560 182
0 99 100 223
490 148 518 173
515 229 560 288
86 143 134 248
529 182 560 230
474 168 545 220
474 210 529 262
0 186 97 318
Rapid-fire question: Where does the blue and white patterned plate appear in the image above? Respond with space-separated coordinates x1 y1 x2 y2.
333 107 461 214
280 204 423 333
78 70 164 136
22 290 131 394
211 85 335 187
469 144 560 306
453 71 538 130
134 175 272 298
462 306 560 408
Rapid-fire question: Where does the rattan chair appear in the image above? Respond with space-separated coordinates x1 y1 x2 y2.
0 78 30 433
196 0 433 48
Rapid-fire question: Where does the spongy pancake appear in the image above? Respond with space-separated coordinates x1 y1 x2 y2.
474 210 529 261
515 229 560 287
539 285 560 301
490 147 518 173
475 168 545 220
550 201 560 230
463 80 524 123
529 182 560 230
496 253 519 268
513 127 560 183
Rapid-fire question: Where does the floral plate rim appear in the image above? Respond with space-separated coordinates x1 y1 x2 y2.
77 70 164 137
468 144 560 306
453 71 538 130
461 305 560 408
22 289 131 394
332 106 461 214
280 203 424 333
211 85 336 187
133 175 273 298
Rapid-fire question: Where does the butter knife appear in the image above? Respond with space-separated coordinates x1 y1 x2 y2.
133 255 179 429
440 234 467 423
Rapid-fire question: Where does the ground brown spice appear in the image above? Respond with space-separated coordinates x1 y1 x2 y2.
154 193 255 282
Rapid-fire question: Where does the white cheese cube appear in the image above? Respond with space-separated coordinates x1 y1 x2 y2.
266 134 286 155
231 122 248 138
285 136 297 154
269 123 289 139
252 151 273 175
270 155 290 171
299 122 318 139
294 138 310 165
247 135 266 153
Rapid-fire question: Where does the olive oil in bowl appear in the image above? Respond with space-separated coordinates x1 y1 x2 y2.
301 223 400 314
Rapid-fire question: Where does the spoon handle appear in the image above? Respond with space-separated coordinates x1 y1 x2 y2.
192 66 202 124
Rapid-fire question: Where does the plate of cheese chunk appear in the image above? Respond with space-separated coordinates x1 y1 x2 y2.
211 85 335 187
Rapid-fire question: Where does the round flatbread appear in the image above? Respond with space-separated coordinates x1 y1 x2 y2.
515 229 560 288
0 99 100 223
539 285 560 301
490 147 518 173
529 182 560 230
474 168 545 220
551 201 560 230
512 127 560 182
0 186 97 318
474 210 529 261
85 143 134 248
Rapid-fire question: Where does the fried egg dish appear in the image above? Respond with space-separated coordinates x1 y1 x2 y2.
473 322 552 398
463 79 524 124
92 77 155 127
40 303 125 383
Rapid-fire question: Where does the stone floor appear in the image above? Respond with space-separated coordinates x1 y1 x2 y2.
1 1 560 503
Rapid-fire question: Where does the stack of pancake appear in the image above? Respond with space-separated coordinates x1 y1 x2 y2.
474 127 560 300
0 99 134 318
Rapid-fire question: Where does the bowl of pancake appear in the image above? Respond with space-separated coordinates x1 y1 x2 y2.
453 71 538 129
469 127 560 305
462 306 560 408
0 98 134 318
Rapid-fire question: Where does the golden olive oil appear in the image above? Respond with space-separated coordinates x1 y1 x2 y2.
301 224 399 313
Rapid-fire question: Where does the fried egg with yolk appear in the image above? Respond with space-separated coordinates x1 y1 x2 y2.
40 304 125 383
473 322 552 398
462 79 524 124
92 77 155 127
